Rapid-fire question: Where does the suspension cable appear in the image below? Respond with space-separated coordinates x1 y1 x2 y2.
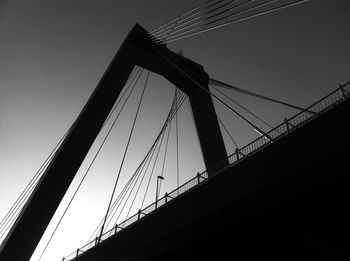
158 0 253 42
150 0 217 34
211 84 275 129
0 69 140 245
93 95 174 235
165 0 278 41
210 78 316 114
102 131 158 229
157 104 174 195
87 172 136 242
117 117 168 221
216 114 239 149
153 0 228 39
112 91 184 224
99 70 149 240
37 68 143 260
122 127 167 221
116 92 182 223
83 70 154 242
103 67 138 125
139 91 187 209
175 89 180 191
164 0 310 43
158 90 187 195
88 90 187 241
153 49 272 141
112 132 159 223
87 123 158 242
40 68 142 256
99 91 181 230
140 92 178 209
0 130 71 243
103 153 150 230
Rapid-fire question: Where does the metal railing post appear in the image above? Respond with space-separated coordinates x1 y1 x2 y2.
339 83 348 100
165 192 168 203
138 209 141 220
285 118 290 134
155 176 164 209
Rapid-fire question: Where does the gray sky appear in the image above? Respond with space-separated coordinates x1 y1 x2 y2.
1 0 349 260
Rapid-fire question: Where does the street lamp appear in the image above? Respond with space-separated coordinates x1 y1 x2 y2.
155 176 164 209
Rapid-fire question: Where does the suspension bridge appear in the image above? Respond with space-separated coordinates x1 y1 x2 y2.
0 0 349 260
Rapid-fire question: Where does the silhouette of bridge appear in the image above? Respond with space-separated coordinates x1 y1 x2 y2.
63 80 350 261
0 1 349 260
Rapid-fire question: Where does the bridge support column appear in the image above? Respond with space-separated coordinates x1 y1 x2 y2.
187 79 228 176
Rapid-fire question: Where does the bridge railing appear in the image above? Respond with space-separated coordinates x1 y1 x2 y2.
64 81 349 261
210 81 350 175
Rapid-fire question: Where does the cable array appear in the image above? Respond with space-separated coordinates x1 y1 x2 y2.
210 78 315 114
85 89 187 243
2 2 315 258
149 0 310 43
153 47 275 142
98 69 149 240
36 67 144 260
216 114 239 149
211 84 274 130
0 129 70 245
0 67 142 249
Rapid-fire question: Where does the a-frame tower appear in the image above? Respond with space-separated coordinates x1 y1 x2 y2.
0 24 228 260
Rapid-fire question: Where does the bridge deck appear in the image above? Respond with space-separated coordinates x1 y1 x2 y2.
67 83 350 261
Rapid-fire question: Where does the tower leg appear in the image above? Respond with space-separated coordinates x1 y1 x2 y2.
188 81 228 176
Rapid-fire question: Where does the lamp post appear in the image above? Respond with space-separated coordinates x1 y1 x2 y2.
155 176 164 209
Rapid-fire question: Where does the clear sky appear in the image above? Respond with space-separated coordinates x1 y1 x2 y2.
0 0 349 260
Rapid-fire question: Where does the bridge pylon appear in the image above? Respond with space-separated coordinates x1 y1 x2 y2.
0 24 228 260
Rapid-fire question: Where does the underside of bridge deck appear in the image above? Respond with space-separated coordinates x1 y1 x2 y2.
74 84 350 261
